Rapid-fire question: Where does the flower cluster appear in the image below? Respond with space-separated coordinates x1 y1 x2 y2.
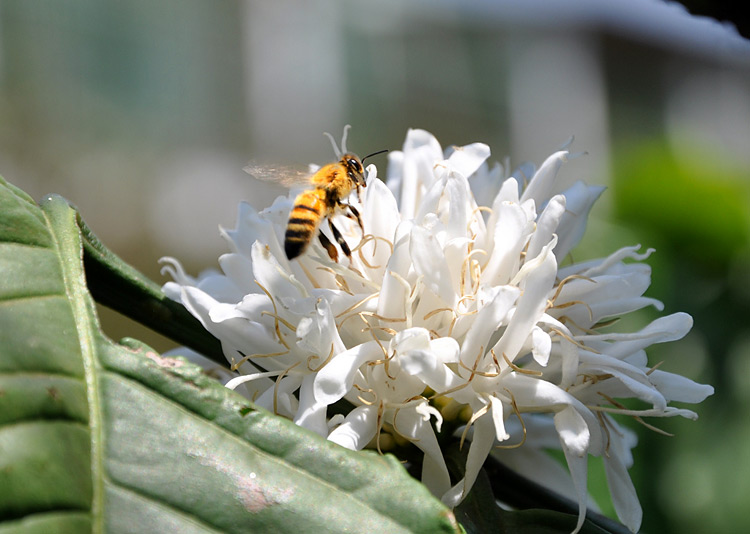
161 128 713 533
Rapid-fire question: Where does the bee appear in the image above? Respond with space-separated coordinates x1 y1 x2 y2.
245 125 387 262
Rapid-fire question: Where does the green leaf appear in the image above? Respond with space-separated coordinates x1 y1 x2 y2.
77 213 225 366
0 176 460 534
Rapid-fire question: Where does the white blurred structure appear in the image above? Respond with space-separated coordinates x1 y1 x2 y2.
1 0 748 265
241 0 750 195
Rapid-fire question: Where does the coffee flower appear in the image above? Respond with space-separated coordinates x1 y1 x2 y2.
161 128 713 533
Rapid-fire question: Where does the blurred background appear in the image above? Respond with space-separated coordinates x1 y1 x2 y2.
1 1 748 532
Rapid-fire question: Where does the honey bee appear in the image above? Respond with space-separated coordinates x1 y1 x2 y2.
245 126 387 262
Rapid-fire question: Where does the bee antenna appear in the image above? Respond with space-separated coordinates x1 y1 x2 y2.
323 130 343 160
362 149 389 164
340 124 351 154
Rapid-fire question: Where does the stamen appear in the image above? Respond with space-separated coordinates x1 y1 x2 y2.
548 299 594 322
495 389 527 450
361 314 389 361
255 280 291 349
593 317 620 329
297 258 322 289
457 345 501 379
595 392 674 436
595 410 612 456
459 402 491 450
469 206 493 231
555 314 601 335
359 311 407 323
260 311 297 332
387 270 416 328
231 350 289 371
375 401 385 455
499 350 543 376
362 325 398 337
352 234 395 269
423 307 454 321
646 361 664 375
549 274 596 305
353 383 377 405
460 248 488 298
456 296 478 315
391 401 425 443
316 266 353 294
273 361 301 416
429 381 472 401
336 292 379 319
548 327 596 352
307 343 335 372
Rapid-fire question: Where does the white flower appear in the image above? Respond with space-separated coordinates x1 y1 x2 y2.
161 127 713 533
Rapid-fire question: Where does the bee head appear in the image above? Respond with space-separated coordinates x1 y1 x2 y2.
342 153 366 186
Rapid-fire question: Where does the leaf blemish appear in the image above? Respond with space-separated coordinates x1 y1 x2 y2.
191 450 294 513
237 472 294 513
146 351 185 368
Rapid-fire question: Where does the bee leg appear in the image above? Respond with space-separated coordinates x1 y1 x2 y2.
341 204 364 233
327 219 352 259
318 231 339 262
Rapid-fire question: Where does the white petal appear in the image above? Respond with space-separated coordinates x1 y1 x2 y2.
362 178 401 266
492 245 557 363
327 405 379 450
400 338 468 400
441 409 496 507
391 327 432 353
217 252 257 296
554 182 606 261
481 199 534 286
530 326 552 367
377 221 414 322
527 194 566 261
295 299 346 356
648 370 715 403
559 335 581 389
415 174 448 224
294 374 329 437
314 341 381 404
443 174 475 242
385 150 406 208
222 201 277 258
592 313 693 360
390 128 444 218
603 448 642 533
564 245 654 279
459 285 519 368
254 374 302 419
490 396 510 442
178 286 281 357
251 240 308 301
559 436 589 534
410 225 457 307
554 405 590 457
445 142 491 178
503 374 602 453
520 150 569 206
393 407 451 498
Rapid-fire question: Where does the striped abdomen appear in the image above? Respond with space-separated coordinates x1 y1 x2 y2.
285 188 329 260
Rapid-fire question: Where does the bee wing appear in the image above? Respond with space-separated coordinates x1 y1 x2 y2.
243 161 314 188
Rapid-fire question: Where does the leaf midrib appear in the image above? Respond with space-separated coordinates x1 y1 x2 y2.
42 196 105 532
